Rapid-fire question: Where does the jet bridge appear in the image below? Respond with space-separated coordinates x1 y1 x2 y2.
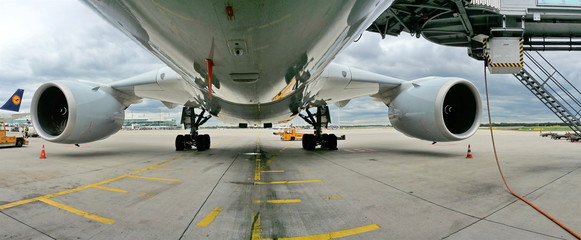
367 0 581 136
368 0 581 56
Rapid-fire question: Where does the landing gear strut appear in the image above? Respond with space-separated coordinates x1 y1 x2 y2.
175 107 212 151
299 106 338 150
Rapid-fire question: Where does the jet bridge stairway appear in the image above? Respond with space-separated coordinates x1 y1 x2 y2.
513 51 581 136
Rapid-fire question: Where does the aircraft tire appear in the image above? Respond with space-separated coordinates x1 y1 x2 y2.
175 135 185 151
184 134 193 149
196 134 210 151
203 134 211 150
302 134 316 150
15 139 23 147
321 134 329 148
327 134 338 150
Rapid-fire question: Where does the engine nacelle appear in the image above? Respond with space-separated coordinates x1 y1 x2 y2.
31 81 126 144
388 77 482 142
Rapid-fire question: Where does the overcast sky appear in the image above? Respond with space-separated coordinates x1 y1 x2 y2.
1 1 580 126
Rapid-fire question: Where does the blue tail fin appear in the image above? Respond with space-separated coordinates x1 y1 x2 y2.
1 89 24 112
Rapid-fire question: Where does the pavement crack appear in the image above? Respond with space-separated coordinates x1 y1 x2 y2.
178 154 239 240
0 210 56 239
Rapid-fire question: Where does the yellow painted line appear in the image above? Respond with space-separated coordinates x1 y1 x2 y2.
322 195 342 200
261 170 285 173
38 198 115 224
92 185 128 193
270 224 381 240
254 156 262 181
43 174 130 199
0 174 131 210
253 199 302 204
196 207 223 227
151 167 174 170
0 198 38 210
254 180 321 185
254 137 262 181
0 155 184 214
127 175 180 182
130 156 182 174
251 213 263 240
138 192 157 198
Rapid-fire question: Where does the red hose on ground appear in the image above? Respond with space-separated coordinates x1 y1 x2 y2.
483 63 580 239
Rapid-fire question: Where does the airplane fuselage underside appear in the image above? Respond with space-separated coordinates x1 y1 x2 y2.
84 0 393 124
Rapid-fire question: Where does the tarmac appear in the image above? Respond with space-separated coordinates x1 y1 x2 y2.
0 128 579 239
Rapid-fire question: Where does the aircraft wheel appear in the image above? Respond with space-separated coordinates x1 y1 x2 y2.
175 135 185 151
15 139 23 147
327 134 338 150
302 134 316 150
196 134 211 151
321 134 329 149
203 134 211 150
184 134 193 149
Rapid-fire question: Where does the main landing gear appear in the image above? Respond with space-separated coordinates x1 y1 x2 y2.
175 107 212 151
299 106 338 150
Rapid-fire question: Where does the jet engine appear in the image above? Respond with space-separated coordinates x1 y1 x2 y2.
388 77 482 142
31 81 126 144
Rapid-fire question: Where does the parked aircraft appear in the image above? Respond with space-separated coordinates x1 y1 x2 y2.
30 1 482 151
0 89 28 121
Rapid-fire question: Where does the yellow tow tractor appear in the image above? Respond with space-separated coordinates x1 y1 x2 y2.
273 128 312 141
0 122 28 147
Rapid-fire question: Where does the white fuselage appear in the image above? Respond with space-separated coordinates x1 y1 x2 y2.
84 0 394 124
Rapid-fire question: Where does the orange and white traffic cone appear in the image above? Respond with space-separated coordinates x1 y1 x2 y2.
465 144 473 159
39 145 47 159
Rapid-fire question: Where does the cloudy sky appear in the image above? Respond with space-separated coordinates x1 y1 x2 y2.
1 1 580 126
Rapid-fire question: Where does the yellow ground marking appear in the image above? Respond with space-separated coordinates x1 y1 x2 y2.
271 224 381 240
130 156 182 174
138 193 157 198
322 195 342 200
196 207 223 227
0 156 182 212
250 213 381 240
261 170 285 173
0 199 38 210
38 198 115 224
255 180 321 185
151 167 174 170
253 199 302 204
0 174 131 210
92 185 128 193
254 137 262 181
254 157 262 181
127 175 180 182
251 213 263 240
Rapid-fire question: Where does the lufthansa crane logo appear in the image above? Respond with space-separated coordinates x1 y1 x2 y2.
12 95 21 105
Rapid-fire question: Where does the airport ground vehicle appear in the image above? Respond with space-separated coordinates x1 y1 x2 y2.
274 128 311 141
0 122 27 147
